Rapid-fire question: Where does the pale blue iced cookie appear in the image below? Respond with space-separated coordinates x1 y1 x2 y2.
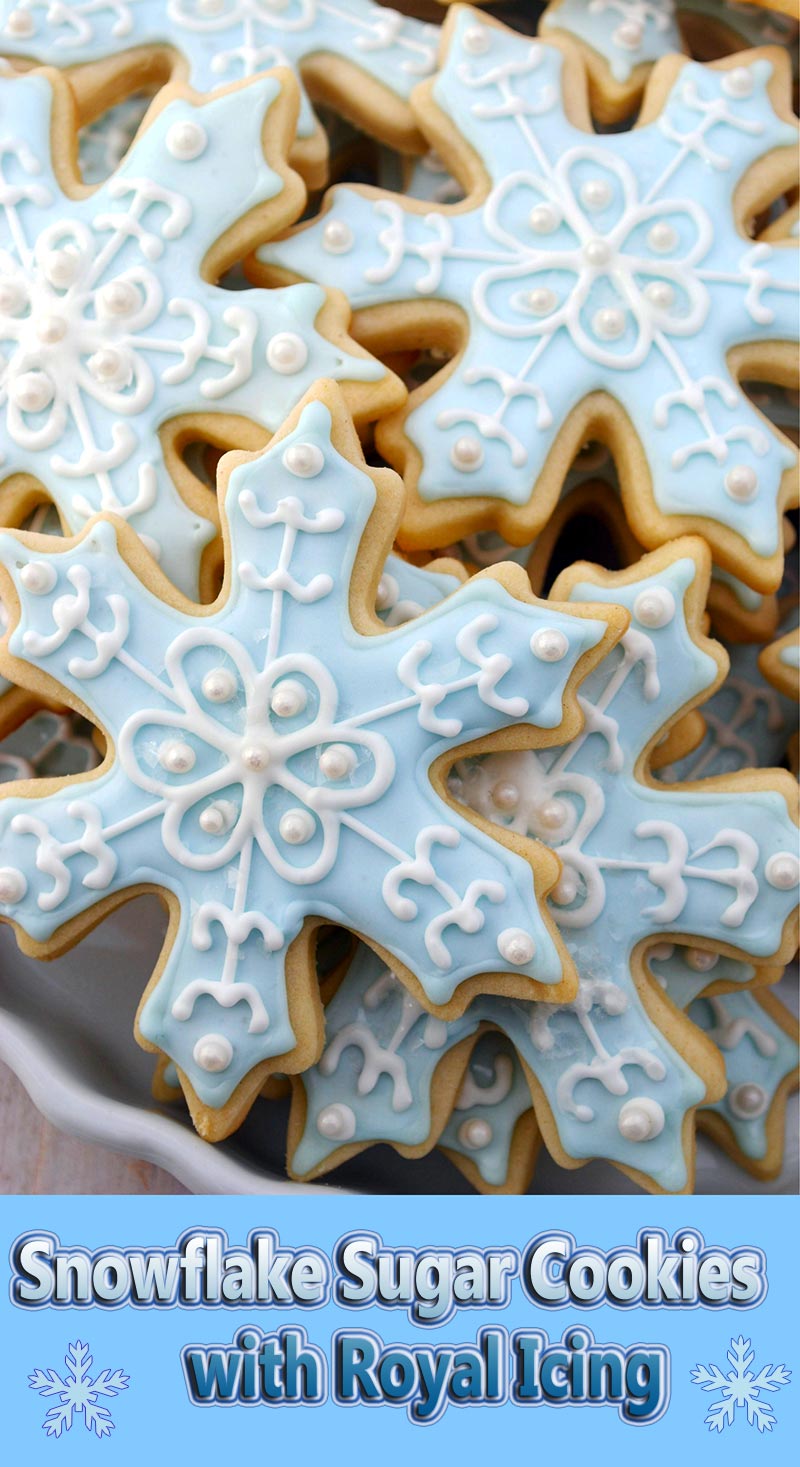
0 380 618 1138
0 0 438 185
0 68 395 599
692 985 798 1175
438 1031 538 1192
758 608 800 700
260 10 798 589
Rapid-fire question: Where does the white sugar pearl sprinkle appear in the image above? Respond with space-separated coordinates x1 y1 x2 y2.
617 1097 664 1142
686 948 719 973
583 237 612 268
322 218 354 254
633 586 675 628
36 315 66 343
283 442 324 478
593 306 625 340
724 464 758 502
202 667 237 703
722 67 754 99
765 852 799 890
375 576 393 612
11 371 54 413
492 781 519 813
531 627 568 662
193 1033 233 1073
580 178 612 212
20 561 56 595
0 280 25 314
166 120 207 160
644 280 675 310
552 866 578 905
159 739 196 774
497 928 535 965
536 798 569 831
526 286 557 316
451 435 484 472
99 279 139 317
728 1082 767 1119
270 679 307 718
267 332 308 374
649 942 675 962
529 203 559 235
0 867 27 904
199 801 234 835
317 1102 356 1140
279 808 315 845
615 19 644 50
241 743 270 772
647 221 678 254
463 24 490 55
458 1117 493 1151
44 248 80 288
319 744 357 781
6 9 35 37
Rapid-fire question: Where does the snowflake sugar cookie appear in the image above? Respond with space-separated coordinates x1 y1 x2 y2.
0 67 398 599
0 0 438 186
261 9 799 591
439 1030 537 1191
0 380 620 1138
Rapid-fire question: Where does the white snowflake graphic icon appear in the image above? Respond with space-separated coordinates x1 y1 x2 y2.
691 1336 790 1433
28 1339 129 1438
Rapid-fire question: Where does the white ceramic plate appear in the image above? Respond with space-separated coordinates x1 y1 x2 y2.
0 896 796 1195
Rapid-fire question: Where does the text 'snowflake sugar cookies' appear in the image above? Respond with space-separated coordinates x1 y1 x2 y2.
0 379 623 1141
0 67 400 600
259 8 799 592
0 0 438 187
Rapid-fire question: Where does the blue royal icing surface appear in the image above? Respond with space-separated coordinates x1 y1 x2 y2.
292 546 799 1190
0 71 387 597
262 11 799 585
691 986 798 1162
0 392 611 1109
439 1030 532 1188
0 0 438 148
540 0 680 87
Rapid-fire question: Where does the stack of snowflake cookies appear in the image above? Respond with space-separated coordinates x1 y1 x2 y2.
0 0 797 1196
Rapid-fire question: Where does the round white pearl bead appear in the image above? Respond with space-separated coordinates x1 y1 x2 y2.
648 942 675 962
201 667 237 703
6 8 35 35
647 221 678 254
44 248 80 289
583 237 613 268
317 1102 356 1140
270 679 307 718
458 1117 493 1151
497 928 535 965
728 1082 767 1119
633 586 675 628
463 25 490 55
35 314 67 344
0 280 25 314
88 348 125 383
322 218 354 254
99 279 139 317
617 1096 665 1142
166 120 207 160
615 19 644 50
765 852 799 890
20 561 56 595
644 280 675 309
193 1033 233 1073
11 370 54 413
279 808 315 845
267 332 308 374
580 178 612 212
283 442 324 478
551 866 578 906
451 435 484 472
526 286 558 316
592 306 625 340
0 867 27 904
529 203 559 235
686 948 719 973
319 744 357 781
722 67 754 99
724 464 758 502
536 798 569 832
491 781 519 813
158 739 196 773
199 801 233 835
241 743 270 773
531 627 568 662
